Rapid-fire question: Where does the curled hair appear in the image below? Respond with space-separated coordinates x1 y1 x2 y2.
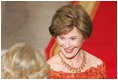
1 43 50 79
49 4 93 39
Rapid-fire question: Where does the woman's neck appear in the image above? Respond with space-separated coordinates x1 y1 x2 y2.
60 49 83 68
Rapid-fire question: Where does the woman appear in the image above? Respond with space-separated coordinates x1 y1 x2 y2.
2 43 50 79
47 4 107 79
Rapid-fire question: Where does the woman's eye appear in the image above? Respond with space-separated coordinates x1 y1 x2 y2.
71 38 77 40
59 37 64 39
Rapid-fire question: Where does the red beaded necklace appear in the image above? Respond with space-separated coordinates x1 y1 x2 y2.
58 49 86 72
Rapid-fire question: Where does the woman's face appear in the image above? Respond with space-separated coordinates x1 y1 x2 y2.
56 27 85 59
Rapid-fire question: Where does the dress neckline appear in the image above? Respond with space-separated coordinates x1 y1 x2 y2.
51 62 105 74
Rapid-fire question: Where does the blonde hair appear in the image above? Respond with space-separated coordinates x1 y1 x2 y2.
1 43 50 79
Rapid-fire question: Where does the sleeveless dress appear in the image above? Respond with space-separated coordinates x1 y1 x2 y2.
50 63 107 79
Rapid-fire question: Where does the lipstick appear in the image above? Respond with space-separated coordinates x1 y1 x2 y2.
64 48 74 53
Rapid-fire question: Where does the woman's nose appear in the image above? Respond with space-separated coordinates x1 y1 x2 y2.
64 40 70 48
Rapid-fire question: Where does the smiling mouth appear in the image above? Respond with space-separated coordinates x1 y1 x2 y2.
64 48 74 53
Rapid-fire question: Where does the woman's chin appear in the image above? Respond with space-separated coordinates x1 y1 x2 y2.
63 54 76 59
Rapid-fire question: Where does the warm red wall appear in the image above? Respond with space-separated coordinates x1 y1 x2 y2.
82 1 117 79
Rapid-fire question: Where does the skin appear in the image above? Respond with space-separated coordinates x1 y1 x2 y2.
56 27 85 59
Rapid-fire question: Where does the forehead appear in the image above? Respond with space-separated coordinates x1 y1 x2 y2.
61 27 82 37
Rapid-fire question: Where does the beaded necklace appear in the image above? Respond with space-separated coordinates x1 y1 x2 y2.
58 49 86 72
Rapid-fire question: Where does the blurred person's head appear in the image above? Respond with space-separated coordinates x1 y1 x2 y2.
2 43 50 79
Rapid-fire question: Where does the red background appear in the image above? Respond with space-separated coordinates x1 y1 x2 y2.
81 1 117 79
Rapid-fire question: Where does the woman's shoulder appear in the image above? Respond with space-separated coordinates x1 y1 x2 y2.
47 54 63 71
84 50 103 68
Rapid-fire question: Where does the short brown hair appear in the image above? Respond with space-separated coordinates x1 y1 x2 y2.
49 4 93 39
2 43 50 79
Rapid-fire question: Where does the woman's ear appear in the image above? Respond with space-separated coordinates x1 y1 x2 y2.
54 36 57 39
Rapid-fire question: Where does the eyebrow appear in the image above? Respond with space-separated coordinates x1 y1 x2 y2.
59 35 79 38
59 36 64 37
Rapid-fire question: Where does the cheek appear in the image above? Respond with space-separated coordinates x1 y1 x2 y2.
56 39 64 46
71 39 84 47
